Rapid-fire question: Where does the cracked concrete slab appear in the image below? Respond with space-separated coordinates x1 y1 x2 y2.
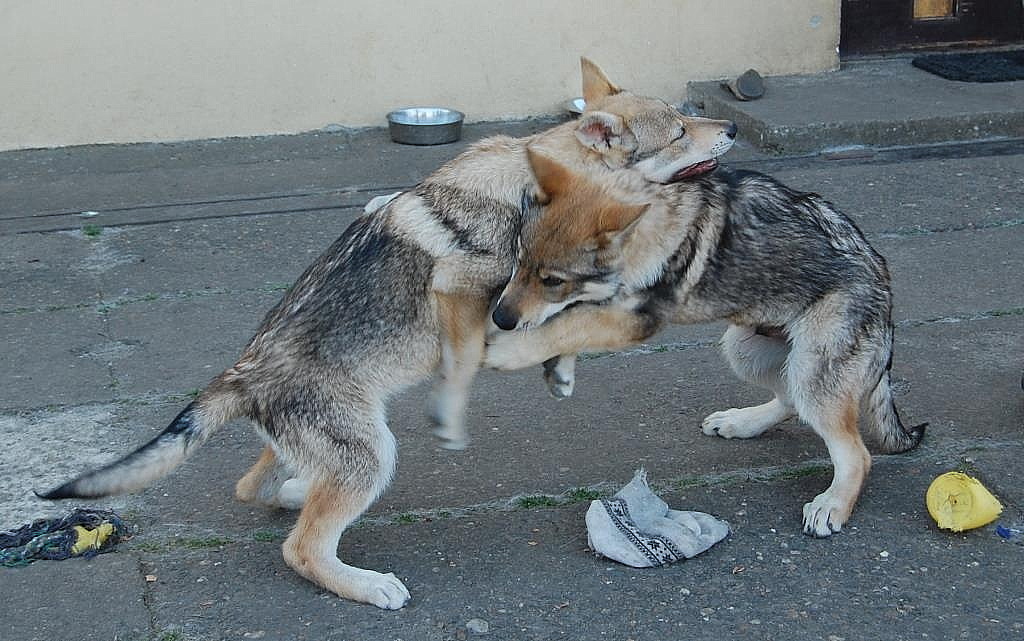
882 225 1024 322
0 233 100 313
95 211 358 297
0 554 151 641
0 403 145 525
67 219 1024 407
32 315 1020 540
0 308 112 410
102 290 281 399
768 153 1024 236
2 122 1022 641
132 447 1024 641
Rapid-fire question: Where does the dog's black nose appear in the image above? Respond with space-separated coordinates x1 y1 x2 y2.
725 122 738 139
492 306 519 331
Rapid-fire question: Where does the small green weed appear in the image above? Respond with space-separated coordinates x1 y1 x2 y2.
516 495 560 509
564 487 603 503
82 224 102 238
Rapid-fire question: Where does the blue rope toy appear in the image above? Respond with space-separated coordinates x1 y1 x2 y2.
0 508 128 567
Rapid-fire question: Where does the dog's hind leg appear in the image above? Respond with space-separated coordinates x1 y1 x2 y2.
429 292 489 450
235 445 295 506
793 393 870 537
281 406 409 609
786 317 873 537
702 324 796 439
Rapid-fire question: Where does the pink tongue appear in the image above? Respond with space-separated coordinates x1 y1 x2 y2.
678 159 717 179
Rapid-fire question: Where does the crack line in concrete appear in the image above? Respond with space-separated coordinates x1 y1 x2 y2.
4 184 410 222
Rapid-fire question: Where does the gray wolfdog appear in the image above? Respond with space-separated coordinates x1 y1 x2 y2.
38 60 737 609
484 150 926 538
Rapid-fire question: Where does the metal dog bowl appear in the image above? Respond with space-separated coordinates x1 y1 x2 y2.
564 97 586 116
387 107 464 145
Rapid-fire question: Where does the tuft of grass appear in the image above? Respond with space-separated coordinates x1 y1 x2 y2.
185 388 202 399
516 495 560 509
955 457 981 477
394 513 419 524
154 629 185 641
132 541 168 553
564 487 603 503
671 476 707 491
82 224 103 238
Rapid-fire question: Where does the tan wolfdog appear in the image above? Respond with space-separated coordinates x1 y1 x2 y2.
486 150 925 538
39 60 737 608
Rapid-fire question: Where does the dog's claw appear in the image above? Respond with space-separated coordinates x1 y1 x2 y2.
802 492 848 538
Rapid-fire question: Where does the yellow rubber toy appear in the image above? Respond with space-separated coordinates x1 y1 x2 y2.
70 522 116 555
926 472 1003 532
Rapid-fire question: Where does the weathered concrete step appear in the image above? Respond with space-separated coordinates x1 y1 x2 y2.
687 58 1024 154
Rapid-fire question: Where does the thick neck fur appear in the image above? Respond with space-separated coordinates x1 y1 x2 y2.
421 120 618 211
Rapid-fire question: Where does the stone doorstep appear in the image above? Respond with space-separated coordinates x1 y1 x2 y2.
687 58 1024 154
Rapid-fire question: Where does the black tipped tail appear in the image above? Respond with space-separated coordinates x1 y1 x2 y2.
38 392 239 500
35 483 88 501
866 370 926 454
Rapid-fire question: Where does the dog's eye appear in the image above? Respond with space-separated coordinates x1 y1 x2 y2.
540 275 565 287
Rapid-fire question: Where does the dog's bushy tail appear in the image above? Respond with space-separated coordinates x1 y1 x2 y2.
864 365 926 454
38 378 246 499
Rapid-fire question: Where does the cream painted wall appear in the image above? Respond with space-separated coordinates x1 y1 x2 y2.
0 1 839 150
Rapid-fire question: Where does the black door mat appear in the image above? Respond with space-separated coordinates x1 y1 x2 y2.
912 50 1024 82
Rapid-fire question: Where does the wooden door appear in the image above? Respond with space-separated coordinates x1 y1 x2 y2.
842 0 1024 55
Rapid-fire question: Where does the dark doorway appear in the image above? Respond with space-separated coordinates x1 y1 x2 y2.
841 0 1024 55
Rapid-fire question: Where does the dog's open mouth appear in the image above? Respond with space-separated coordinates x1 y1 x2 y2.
669 158 718 182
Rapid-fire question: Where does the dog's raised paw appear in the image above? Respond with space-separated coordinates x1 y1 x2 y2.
544 362 577 397
432 424 468 451
543 357 576 399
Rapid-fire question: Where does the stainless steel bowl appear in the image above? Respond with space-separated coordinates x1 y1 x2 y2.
387 107 464 145
564 97 586 116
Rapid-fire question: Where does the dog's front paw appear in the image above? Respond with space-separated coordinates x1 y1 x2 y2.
702 408 769 439
802 491 851 538
543 357 576 399
429 411 468 450
347 569 411 610
432 423 468 450
483 333 535 371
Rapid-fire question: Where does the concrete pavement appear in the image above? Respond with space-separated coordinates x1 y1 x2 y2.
1 117 1022 641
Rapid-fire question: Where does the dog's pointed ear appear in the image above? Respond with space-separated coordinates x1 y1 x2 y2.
581 57 621 104
575 111 634 153
526 148 571 204
596 203 650 250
